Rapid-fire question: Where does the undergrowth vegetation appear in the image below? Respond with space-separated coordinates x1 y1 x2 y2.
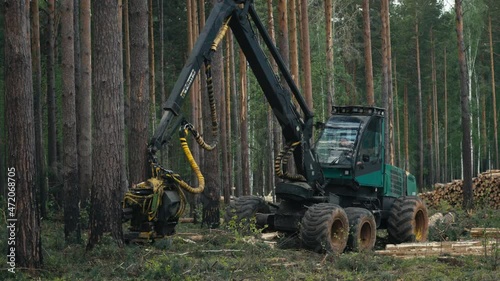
1 205 499 280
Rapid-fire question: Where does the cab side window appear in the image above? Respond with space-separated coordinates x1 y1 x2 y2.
357 118 382 163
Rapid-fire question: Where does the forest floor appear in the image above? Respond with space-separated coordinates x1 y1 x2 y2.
1 205 499 281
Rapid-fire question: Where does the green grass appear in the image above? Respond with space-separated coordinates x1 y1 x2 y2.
1 206 499 280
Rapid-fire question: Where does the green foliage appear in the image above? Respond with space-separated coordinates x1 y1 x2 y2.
1 216 499 280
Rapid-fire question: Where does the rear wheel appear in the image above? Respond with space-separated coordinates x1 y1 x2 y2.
345 207 376 251
300 203 348 254
224 196 270 225
388 196 429 243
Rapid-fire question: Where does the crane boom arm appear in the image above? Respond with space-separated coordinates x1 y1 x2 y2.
149 0 322 185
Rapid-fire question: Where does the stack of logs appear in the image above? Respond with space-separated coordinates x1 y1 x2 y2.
419 170 500 209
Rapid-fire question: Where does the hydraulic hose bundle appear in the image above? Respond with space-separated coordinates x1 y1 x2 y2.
274 141 307 182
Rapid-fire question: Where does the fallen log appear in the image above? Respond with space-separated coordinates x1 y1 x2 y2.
470 228 500 239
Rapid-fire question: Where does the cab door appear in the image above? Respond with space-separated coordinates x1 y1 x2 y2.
354 117 384 188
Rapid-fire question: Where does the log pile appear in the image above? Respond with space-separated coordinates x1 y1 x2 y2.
375 240 498 258
419 170 500 209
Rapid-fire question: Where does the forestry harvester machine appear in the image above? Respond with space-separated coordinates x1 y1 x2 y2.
121 0 429 252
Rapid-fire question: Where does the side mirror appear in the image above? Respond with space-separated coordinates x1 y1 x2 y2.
362 154 370 162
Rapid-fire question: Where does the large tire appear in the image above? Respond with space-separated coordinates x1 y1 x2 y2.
300 203 349 254
388 196 429 243
345 207 376 252
224 195 270 224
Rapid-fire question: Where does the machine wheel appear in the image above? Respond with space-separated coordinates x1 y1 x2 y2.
345 207 376 252
387 196 429 243
300 203 349 254
224 195 270 224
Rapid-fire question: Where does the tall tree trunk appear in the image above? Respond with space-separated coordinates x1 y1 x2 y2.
187 0 200 221
381 0 393 164
363 0 374 106
267 0 277 201
5 0 43 269
481 76 487 172
444 47 448 182
277 0 292 176
415 15 424 190
489 15 499 168
426 95 433 187
47 0 59 193
404 83 410 170
386 0 394 165
158 0 166 163
61 0 81 243
325 0 334 110
381 0 390 162
240 49 250 196
149 0 156 131
299 0 313 110
123 0 131 128
201 0 222 227
455 0 473 210
78 0 92 207
88 0 125 249
394 56 400 167
230 34 242 197
431 28 440 183
31 0 48 218
128 0 150 185
289 0 299 85
223 36 232 204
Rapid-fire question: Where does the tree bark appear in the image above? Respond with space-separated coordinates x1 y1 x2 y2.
489 15 499 168
431 28 440 183
444 47 448 181
31 0 48 218
394 56 400 167
124 0 131 128
5 0 43 269
88 0 125 249
223 36 232 204
289 0 299 86
149 0 156 131
47 0 59 194
415 15 424 190
230 35 242 197
61 0 81 243
381 0 393 164
201 0 222 227
299 0 313 110
128 0 150 185
363 0 374 106
240 49 250 196
404 83 410 170
455 0 473 210
325 0 334 110
78 0 92 206
267 0 277 201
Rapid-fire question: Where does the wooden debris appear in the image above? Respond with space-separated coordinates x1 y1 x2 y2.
376 240 498 258
470 228 500 239
261 232 280 241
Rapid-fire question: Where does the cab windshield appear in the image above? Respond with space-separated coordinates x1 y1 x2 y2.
315 116 366 165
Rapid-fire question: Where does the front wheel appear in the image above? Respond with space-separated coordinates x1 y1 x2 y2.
300 203 349 254
345 207 376 252
387 196 429 243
